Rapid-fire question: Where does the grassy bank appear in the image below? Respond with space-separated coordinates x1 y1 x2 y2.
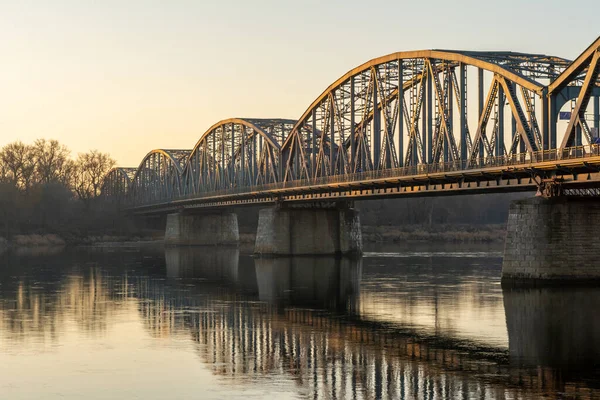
1 224 506 249
239 224 506 245
0 232 163 248
362 224 506 243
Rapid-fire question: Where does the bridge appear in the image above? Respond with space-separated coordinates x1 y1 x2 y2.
101 37 600 281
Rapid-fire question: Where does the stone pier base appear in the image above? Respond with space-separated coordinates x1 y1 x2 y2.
165 212 239 246
502 197 600 282
254 203 362 256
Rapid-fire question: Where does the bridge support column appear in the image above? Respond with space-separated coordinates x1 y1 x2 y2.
165 211 239 246
502 197 600 282
254 202 362 256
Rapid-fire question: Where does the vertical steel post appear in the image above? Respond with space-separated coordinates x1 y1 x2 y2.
212 130 216 188
231 123 235 185
426 60 433 164
459 63 467 163
330 99 335 174
350 77 356 172
241 126 245 185
541 93 549 151
221 127 225 188
251 133 256 185
549 95 557 150
594 96 600 133
446 68 453 162
312 109 317 178
517 116 525 153
498 86 505 157
373 70 381 169
398 61 404 167
259 134 263 181
478 68 484 162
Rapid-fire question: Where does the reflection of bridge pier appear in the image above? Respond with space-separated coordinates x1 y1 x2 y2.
504 285 600 368
503 285 600 392
165 246 241 283
254 256 361 311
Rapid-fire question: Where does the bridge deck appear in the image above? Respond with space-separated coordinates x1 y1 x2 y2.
132 147 600 214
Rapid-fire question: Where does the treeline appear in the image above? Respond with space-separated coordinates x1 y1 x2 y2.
236 192 531 233
357 192 530 227
0 139 126 239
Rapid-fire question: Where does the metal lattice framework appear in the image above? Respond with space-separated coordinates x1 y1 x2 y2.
182 118 296 195
281 50 574 180
129 149 191 205
100 167 136 201
102 37 600 210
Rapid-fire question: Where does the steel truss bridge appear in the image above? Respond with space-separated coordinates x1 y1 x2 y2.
102 38 600 214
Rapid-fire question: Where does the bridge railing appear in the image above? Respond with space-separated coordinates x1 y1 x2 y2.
132 145 600 207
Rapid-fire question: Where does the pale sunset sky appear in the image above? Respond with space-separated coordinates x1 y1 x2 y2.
1 0 599 167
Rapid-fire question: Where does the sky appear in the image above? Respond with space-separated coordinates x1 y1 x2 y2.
1 0 599 167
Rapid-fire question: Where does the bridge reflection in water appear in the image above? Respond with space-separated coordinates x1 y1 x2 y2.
1 248 599 399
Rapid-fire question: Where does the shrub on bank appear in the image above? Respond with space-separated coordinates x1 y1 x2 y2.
13 234 66 247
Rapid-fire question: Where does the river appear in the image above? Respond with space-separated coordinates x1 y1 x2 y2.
0 244 598 399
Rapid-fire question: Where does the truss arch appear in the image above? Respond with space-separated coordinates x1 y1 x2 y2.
101 167 136 200
281 49 572 181
130 149 191 205
182 118 296 195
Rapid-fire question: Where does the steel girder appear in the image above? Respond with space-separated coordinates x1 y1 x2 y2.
280 49 578 182
104 38 600 209
182 118 296 196
100 167 137 200
130 149 191 206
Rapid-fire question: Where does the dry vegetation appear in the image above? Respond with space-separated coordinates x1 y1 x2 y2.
361 224 506 243
0 139 142 246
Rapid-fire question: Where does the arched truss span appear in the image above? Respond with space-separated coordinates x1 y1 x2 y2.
104 38 600 208
182 118 296 195
548 37 600 149
101 167 136 199
281 50 573 181
130 149 191 205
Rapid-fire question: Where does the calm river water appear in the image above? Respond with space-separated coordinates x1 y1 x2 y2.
0 244 599 399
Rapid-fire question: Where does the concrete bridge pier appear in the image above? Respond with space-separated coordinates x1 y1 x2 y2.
165 211 239 246
254 201 362 256
502 197 600 282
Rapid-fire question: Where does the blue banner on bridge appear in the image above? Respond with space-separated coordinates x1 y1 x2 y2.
559 111 572 120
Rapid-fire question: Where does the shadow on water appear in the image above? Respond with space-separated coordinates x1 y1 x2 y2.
254 256 361 312
503 285 600 388
164 246 362 313
2 246 600 398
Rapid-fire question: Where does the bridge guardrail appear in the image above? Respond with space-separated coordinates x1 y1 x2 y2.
131 145 600 207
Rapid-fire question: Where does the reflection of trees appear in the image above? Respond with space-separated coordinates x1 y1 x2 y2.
0 268 129 347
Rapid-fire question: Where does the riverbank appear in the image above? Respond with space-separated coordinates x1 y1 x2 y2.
1 224 506 250
240 224 506 245
0 233 161 249
361 224 506 243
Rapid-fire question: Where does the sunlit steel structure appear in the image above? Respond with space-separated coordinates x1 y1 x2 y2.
182 118 296 195
101 37 600 212
100 167 136 202
129 149 191 205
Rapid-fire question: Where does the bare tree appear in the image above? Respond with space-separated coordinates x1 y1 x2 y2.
72 150 115 205
0 141 36 190
33 139 72 184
